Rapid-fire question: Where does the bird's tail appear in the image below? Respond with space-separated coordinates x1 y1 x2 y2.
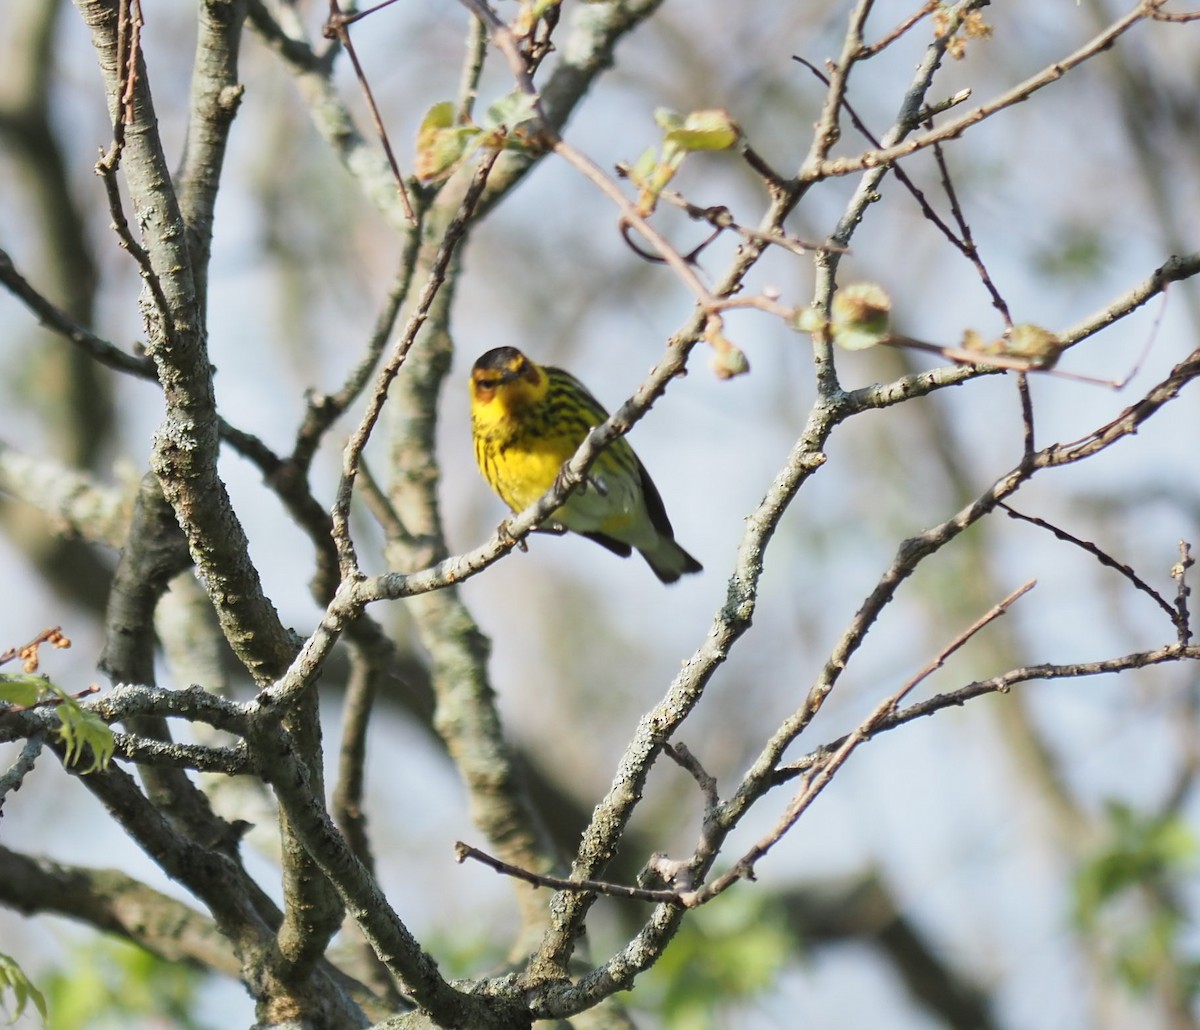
640 539 703 585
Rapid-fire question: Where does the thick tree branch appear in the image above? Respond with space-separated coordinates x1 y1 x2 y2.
77 0 296 686
175 0 248 321
0 844 241 976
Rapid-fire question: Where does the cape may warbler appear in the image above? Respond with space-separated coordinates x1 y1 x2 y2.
469 346 702 584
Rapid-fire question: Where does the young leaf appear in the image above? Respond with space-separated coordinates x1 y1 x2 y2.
662 108 741 152
962 323 1065 369
481 90 540 133
414 101 478 183
705 320 750 379
792 307 826 335
1004 323 1065 367
0 952 48 1024
653 107 685 133
0 674 47 709
55 692 115 774
530 0 563 21
830 282 891 350
627 147 659 188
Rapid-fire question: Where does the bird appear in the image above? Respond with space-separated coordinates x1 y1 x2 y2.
469 346 702 584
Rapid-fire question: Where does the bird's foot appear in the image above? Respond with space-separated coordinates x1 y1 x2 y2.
497 520 528 552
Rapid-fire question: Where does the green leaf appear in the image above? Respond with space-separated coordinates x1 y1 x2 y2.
632 153 683 217
662 108 741 152
628 146 659 187
710 345 750 379
637 893 791 1026
480 90 540 132
830 282 891 350
0 951 48 1025
0 674 48 709
41 936 209 1030
963 322 1065 369
632 108 738 218
1074 802 1197 926
0 675 112 773
414 101 479 183
1003 323 1065 367
653 107 685 133
55 692 115 774
705 320 750 379
792 307 826 335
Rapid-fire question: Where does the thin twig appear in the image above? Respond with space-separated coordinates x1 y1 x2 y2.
634 179 843 257
95 117 178 345
454 841 684 905
1 685 100 716
455 0 720 310
93 0 177 353
1017 373 1035 455
0 737 45 803
859 0 940 58
739 142 790 193
330 0 403 28
121 0 144 122
930 136 1010 325
689 581 1038 905
793 54 1010 323
809 4 1160 180
323 0 415 223
662 743 720 812
292 220 423 472
797 0 875 173
355 457 411 545
1149 7 1200 21
0 628 71 673
1047 347 1200 464
1172 542 1193 644
1059 252 1199 350
774 638 1200 786
330 147 500 575
999 502 1179 628
0 248 155 379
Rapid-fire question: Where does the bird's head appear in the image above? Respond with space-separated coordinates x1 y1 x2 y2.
470 347 545 410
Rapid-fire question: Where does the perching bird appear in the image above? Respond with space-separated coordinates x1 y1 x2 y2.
469 346 702 584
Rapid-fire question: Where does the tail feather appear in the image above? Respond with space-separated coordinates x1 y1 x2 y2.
581 531 633 558
639 539 703 585
583 529 701 584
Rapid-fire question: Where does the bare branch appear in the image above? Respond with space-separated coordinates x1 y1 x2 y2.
322 0 415 223
454 841 683 905
1000 502 1181 630
808 4 1160 180
0 246 155 379
1172 541 1194 644
1060 252 1200 349
691 581 1037 905
330 148 499 578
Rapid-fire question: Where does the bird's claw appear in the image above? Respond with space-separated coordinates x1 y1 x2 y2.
497 520 528 552
553 467 575 496
555 468 606 498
